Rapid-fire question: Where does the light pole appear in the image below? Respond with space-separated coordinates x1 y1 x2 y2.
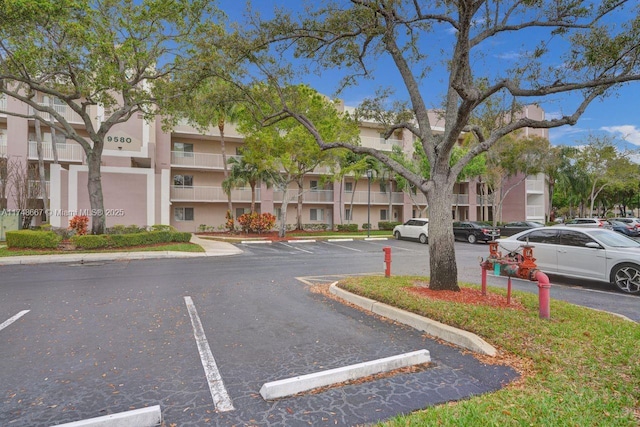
366 169 372 238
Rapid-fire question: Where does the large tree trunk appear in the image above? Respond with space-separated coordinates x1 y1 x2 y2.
86 151 106 235
296 178 303 230
219 120 233 221
278 186 289 238
426 178 460 291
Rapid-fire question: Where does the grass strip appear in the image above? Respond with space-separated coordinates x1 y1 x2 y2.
337 276 640 427
0 242 204 257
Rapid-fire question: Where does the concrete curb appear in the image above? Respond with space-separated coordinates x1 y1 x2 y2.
329 283 497 356
363 237 389 241
327 238 354 242
259 349 431 400
285 239 316 243
51 405 161 427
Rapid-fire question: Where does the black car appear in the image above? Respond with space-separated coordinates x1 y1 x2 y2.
499 221 545 237
606 220 640 237
453 221 500 243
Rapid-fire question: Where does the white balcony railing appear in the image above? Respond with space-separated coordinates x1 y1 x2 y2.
273 189 335 203
170 185 258 203
28 180 50 199
171 151 242 169
0 135 6 157
476 194 495 205
28 141 84 163
29 103 84 124
526 205 545 218
411 192 470 205
359 136 403 151
0 95 6 113
345 191 405 205
526 179 545 193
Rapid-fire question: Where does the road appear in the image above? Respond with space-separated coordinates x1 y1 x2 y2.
0 238 636 426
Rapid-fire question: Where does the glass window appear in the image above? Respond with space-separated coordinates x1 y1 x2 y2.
310 180 318 191
517 229 558 244
379 182 387 193
173 142 194 157
345 182 353 192
274 208 282 220
310 208 324 221
345 208 352 220
236 207 250 219
173 174 193 187
559 230 595 247
380 209 388 221
174 207 194 221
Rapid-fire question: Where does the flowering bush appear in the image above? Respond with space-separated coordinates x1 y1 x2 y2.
68 215 89 236
237 212 276 234
225 210 235 232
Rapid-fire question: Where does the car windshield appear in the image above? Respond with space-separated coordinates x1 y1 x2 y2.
590 229 640 247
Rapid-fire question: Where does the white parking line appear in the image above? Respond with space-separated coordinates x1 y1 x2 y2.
322 241 362 252
184 296 235 412
0 310 30 332
280 242 314 253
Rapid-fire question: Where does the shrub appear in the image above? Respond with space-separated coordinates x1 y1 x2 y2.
378 221 401 231
149 224 176 232
336 224 358 232
68 215 89 236
238 212 276 233
170 232 192 243
71 234 111 249
6 230 61 249
225 210 234 232
303 223 329 231
362 223 371 230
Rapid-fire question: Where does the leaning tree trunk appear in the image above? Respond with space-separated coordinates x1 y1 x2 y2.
425 177 460 291
35 120 49 222
86 150 106 235
218 121 233 221
296 179 303 230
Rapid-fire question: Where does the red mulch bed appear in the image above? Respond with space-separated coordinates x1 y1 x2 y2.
198 230 329 242
406 281 525 310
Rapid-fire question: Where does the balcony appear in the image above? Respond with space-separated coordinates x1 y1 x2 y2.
28 180 51 199
273 189 335 203
526 179 545 193
411 192 470 205
28 141 84 163
0 95 6 114
476 194 495 205
170 185 258 203
29 103 84 124
0 135 6 157
171 151 242 170
526 205 545 218
346 191 405 205
359 136 403 151
172 118 244 139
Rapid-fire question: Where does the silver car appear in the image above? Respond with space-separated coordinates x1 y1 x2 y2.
393 218 429 244
499 226 640 294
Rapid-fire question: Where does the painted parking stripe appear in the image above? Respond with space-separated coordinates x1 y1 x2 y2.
280 242 314 254
0 310 30 332
322 241 362 252
184 296 235 412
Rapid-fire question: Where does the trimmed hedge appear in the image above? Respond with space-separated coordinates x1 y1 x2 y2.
72 231 192 249
336 224 358 232
6 230 62 249
378 221 402 231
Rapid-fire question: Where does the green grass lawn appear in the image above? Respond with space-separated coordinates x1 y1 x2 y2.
337 276 640 426
0 242 204 257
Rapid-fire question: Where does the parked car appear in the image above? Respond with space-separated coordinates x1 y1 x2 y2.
563 218 609 228
606 220 640 237
393 218 429 244
610 217 640 230
452 221 500 243
499 221 545 237
500 226 640 294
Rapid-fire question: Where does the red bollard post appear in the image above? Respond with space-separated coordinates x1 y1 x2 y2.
383 246 391 278
481 265 487 296
535 271 551 319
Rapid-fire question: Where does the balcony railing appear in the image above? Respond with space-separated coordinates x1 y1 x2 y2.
173 118 244 138
28 141 84 163
406 192 470 205
273 189 335 203
170 185 258 202
29 103 84 124
526 179 545 193
345 191 405 204
171 151 242 169
0 95 6 113
476 194 495 205
359 136 403 151
0 136 6 157
28 180 50 199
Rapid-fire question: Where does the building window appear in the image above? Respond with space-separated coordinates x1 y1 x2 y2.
173 142 194 157
380 209 388 221
310 180 319 191
310 208 324 221
379 182 387 193
345 208 352 221
174 207 194 221
274 207 282 220
236 207 250 219
345 182 353 192
173 174 193 187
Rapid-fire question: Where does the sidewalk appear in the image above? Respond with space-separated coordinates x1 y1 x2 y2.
0 235 243 266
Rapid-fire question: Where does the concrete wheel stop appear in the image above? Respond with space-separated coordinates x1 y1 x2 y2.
260 349 431 400
50 405 161 427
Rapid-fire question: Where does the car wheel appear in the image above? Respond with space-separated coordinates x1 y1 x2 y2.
611 263 640 294
419 234 428 244
394 231 401 240
467 234 477 244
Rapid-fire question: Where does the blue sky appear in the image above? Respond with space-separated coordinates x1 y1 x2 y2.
218 1 640 153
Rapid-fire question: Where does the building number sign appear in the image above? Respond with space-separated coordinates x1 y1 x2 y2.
107 136 132 143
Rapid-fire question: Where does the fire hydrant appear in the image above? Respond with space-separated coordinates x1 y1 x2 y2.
382 246 391 278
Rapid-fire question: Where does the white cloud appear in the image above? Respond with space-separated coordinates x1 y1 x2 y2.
548 125 589 145
600 125 640 146
494 51 528 60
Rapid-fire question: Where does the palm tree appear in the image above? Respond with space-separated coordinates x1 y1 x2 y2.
222 156 279 213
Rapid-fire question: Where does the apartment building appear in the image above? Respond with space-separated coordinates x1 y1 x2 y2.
0 94 548 232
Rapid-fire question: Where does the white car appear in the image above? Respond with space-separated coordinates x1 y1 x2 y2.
393 218 429 244
499 226 640 294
